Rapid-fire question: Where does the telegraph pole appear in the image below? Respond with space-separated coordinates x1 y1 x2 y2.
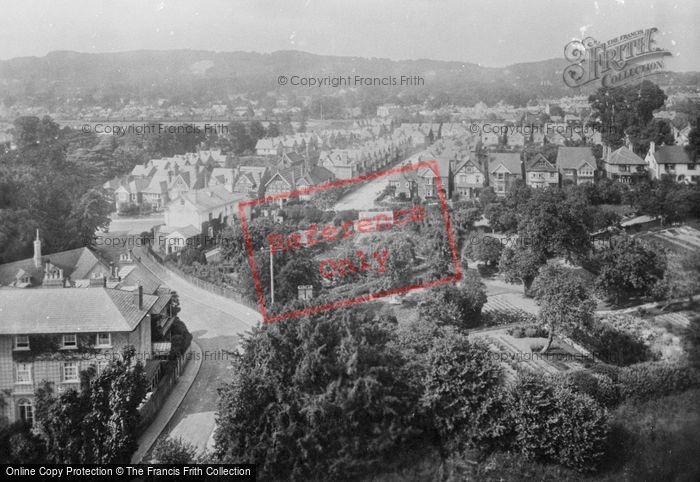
269 246 274 306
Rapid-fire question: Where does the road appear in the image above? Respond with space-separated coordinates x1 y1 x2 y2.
332 150 426 212
134 248 261 457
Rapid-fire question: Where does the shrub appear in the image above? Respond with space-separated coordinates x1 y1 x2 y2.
509 375 610 473
556 370 620 408
511 328 525 338
485 311 537 327
617 362 699 401
422 336 511 452
529 342 546 352
590 363 621 383
153 437 200 464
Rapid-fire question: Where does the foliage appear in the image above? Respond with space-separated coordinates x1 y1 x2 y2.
554 370 620 408
594 235 667 304
616 362 699 402
418 271 487 329
214 308 423 480
509 374 609 473
499 247 545 294
470 235 503 266
33 346 148 463
532 264 595 352
153 436 203 464
422 336 511 453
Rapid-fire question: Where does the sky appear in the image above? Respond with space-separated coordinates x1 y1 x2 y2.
0 0 698 71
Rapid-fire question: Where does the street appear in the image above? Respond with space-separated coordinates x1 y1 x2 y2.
135 248 261 456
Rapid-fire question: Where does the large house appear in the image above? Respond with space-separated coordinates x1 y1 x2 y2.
488 152 523 195
525 153 559 189
556 147 596 185
164 184 249 237
645 142 698 183
319 150 360 180
603 146 648 183
452 158 485 199
0 285 174 425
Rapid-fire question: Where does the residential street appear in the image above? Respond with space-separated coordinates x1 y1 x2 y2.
134 248 261 457
332 150 426 211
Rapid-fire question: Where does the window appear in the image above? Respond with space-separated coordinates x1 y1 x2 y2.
63 362 79 382
61 334 77 349
96 333 111 347
14 335 29 350
16 363 32 384
18 399 33 426
689 164 697 170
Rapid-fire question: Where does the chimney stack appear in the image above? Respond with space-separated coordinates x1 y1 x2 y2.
134 284 143 309
33 229 42 269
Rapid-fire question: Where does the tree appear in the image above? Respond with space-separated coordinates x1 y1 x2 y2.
658 252 700 304
594 235 667 304
33 346 147 463
419 271 487 329
499 247 546 294
275 254 321 304
471 235 503 266
214 308 421 480
532 264 595 353
422 335 510 454
686 116 700 161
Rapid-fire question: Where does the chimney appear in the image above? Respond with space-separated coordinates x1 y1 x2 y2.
103 275 107 288
648 141 656 155
134 284 143 309
33 229 42 269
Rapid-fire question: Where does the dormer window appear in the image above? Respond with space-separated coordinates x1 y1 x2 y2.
14 335 30 350
61 334 77 349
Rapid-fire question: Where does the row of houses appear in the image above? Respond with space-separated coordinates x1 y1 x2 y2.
0 232 179 425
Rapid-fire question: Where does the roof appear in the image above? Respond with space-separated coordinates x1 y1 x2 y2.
556 147 596 170
298 166 335 186
0 247 108 287
607 146 646 165
652 145 692 164
167 225 201 238
173 185 247 213
526 153 557 172
0 287 160 334
488 152 522 174
453 158 484 175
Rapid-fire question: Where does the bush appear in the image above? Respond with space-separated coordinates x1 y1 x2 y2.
422 336 511 452
556 370 620 408
590 363 621 383
483 310 538 327
617 362 699 401
153 437 200 464
511 327 525 338
529 342 546 352
509 375 610 473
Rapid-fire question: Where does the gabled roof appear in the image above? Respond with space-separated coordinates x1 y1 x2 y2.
607 146 646 165
297 166 335 186
488 152 522 174
651 145 692 164
556 147 596 170
526 153 557 172
453 158 484 175
265 165 305 188
167 225 201 238
0 287 160 334
171 185 247 213
0 247 108 287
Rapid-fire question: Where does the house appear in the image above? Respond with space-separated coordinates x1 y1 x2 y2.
319 150 360 180
645 142 698 183
603 146 648 183
525 153 559 189
387 170 419 200
264 165 304 202
556 147 596 184
255 138 282 156
231 166 270 198
506 131 526 148
0 232 112 289
0 285 174 425
164 184 249 235
114 178 151 211
415 156 452 199
295 166 335 201
160 225 202 254
488 152 523 196
452 158 485 199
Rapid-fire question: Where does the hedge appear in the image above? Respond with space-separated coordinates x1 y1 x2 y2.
617 362 699 401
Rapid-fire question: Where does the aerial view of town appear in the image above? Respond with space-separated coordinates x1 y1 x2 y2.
0 1 699 480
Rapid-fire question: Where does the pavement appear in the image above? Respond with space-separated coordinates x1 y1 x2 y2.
133 247 261 459
131 341 203 463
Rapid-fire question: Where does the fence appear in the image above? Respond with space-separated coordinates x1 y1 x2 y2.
142 245 259 310
136 345 192 435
